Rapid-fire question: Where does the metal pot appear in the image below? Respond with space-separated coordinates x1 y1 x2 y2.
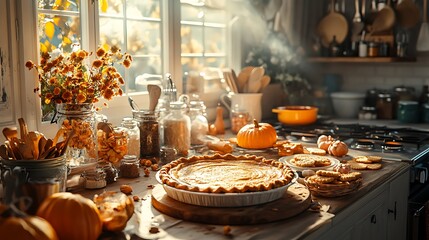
272 106 318 125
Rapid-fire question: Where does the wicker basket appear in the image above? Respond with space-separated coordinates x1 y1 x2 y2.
304 178 362 198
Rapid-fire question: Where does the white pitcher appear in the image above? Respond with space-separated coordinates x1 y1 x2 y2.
220 93 263 122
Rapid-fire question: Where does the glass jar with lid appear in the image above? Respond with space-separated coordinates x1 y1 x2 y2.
82 169 106 189
96 161 118 184
163 101 191 156
97 126 128 168
376 92 394 119
119 155 140 178
121 117 140 157
188 100 208 145
230 104 249 134
132 110 160 158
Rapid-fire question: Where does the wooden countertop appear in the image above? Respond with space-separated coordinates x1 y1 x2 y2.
71 146 410 240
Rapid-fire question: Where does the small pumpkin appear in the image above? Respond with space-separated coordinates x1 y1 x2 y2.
317 135 334 151
0 202 58 240
236 119 277 149
93 191 135 232
328 140 349 157
37 192 102 240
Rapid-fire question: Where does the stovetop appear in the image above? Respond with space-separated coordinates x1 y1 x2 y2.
275 122 429 163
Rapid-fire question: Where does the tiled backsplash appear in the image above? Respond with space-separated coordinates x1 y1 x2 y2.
305 56 429 95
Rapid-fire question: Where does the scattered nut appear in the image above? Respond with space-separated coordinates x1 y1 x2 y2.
223 225 232 236
120 184 133 195
133 195 140 202
151 164 159 171
144 168 150 177
141 159 152 167
149 226 160 234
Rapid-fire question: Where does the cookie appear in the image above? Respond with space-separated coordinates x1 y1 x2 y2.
366 163 382 170
354 156 373 164
314 158 332 167
316 170 341 178
307 147 327 156
307 175 335 184
366 156 382 163
339 172 362 182
349 161 367 170
292 158 315 167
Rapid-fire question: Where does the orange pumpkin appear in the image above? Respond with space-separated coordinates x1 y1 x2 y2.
93 191 134 232
37 192 102 240
236 119 277 149
0 203 58 240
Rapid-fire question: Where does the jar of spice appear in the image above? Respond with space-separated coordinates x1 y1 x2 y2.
376 92 394 119
121 117 140 157
163 101 191 156
359 106 377 120
132 110 160 158
119 155 140 178
188 100 208 145
367 42 379 57
82 169 106 189
230 104 249 134
96 161 118 184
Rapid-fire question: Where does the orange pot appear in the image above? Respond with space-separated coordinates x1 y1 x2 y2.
272 106 318 125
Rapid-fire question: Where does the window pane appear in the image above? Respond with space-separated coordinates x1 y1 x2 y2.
38 0 80 11
205 27 225 54
181 26 203 55
181 4 203 22
205 9 225 23
99 17 125 50
99 0 124 16
126 0 160 18
127 20 161 56
131 57 162 92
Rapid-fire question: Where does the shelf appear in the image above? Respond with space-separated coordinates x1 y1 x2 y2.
307 57 417 63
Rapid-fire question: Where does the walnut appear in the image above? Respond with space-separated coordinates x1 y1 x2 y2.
120 184 133 195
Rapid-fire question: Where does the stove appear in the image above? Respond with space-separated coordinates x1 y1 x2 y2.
275 121 429 239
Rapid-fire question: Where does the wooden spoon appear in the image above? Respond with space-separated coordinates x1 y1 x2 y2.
18 141 33 160
247 67 265 93
38 135 48 158
148 84 161 111
97 122 113 135
28 131 42 159
0 144 9 160
259 75 271 93
237 66 254 93
2 127 18 141
18 118 29 141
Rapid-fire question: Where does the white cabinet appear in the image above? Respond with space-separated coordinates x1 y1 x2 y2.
308 168 409 240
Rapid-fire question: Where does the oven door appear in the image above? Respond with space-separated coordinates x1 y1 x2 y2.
407 202 426 240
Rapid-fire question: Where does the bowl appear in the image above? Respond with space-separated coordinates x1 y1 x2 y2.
272 106 318 125
331 92 365 118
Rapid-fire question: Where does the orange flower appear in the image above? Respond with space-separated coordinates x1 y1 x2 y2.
96 48 106 57
77 93 87 103
26 44 132 112
53 87 61 95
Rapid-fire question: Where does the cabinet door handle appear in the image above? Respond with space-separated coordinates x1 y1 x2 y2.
388 201 397 220
371 214 377 224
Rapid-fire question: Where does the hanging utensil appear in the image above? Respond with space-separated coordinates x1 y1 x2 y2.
316 0 349 47
368 0 395 35
396 0 420 29
352 0 364 42
148 84 161 111
417 0 429 51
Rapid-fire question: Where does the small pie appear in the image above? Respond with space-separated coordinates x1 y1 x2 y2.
158 154 295 193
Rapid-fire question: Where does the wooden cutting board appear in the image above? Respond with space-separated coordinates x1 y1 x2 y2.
151 183 311 225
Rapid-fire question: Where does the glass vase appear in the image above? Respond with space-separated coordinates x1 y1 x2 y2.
55 103 97 167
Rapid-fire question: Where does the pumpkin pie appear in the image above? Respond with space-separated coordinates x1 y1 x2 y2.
158 153 295 193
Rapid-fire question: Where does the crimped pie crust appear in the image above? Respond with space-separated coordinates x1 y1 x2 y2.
158 153 294 193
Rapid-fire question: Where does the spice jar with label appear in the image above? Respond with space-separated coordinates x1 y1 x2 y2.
133 110 160 158
359 106 377 120
121 117 140 157
82 169 107 189
163 101 191 156
119 155 140 178
96 161 118 184
368 42 379 57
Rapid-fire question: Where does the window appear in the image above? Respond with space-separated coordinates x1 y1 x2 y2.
18 0 232 136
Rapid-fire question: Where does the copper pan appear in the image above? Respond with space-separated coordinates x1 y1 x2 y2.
316 0 348 47
368 0 395 35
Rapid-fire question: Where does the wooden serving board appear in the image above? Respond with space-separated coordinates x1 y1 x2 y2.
151 183 311 225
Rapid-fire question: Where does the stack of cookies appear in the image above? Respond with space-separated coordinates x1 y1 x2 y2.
349 155 383 170
290 154 332 168
304 170 363 197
